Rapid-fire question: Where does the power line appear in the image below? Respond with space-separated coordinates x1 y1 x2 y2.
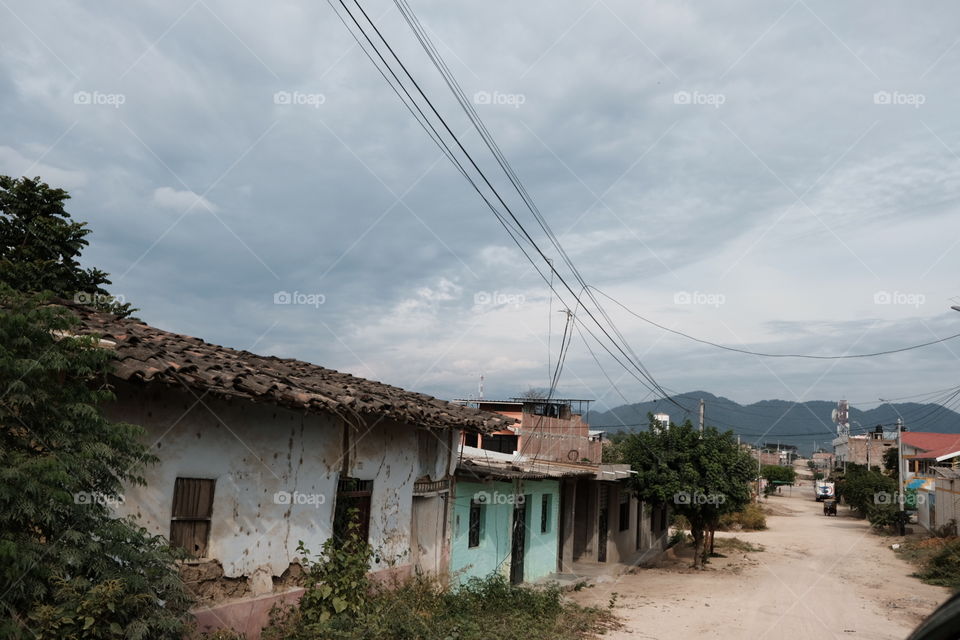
591 286 960 359
377 0 686 410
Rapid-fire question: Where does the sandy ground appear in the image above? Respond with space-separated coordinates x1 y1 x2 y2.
570 484 951 640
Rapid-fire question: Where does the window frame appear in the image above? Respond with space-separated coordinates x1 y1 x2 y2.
468 499 484 548
333 477 373 544
540 494 552 534
170 477 216 558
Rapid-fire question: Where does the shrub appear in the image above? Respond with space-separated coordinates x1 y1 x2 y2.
296 515 373 626
714 537 764 553
915 539 960 591
718 503 766 531
866 503 907 530
668 528 689 547
264 574 615 640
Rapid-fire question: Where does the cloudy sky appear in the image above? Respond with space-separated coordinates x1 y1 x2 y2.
3 0 959 415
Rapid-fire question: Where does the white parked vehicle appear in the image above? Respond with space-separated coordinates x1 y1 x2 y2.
815 481 835 502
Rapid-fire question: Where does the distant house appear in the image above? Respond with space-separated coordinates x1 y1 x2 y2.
67 304 510 638
833 426 898 468
811 450 835 470
451 398 669 583
901 432 960 531
933 468 960 535
459 398 601 463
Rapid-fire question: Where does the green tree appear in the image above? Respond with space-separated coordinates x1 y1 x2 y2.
835 463 897 516
0 175 131 317
761 464 796 489
620 420 756 569
882 446 899 481
0 288 192 638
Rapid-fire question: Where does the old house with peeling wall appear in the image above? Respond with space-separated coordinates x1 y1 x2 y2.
67 304 511 638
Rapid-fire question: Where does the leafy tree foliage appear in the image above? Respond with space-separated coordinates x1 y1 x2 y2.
0 293 191 635
883 446 899 481
0 176 131 317
619 419 756 569
761 464 796 493
296 515 373 627
835 463 897 518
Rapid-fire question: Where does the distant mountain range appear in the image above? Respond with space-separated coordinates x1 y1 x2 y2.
588 391 960 456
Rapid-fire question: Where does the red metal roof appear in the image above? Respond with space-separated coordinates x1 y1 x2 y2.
901 432 960 460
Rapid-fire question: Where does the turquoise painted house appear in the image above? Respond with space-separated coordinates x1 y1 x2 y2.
449 445 669 584
450 473 562 585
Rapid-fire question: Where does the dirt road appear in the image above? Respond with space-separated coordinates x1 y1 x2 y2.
570 485 951 639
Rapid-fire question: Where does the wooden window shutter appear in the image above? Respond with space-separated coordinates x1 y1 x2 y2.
170 478 216 558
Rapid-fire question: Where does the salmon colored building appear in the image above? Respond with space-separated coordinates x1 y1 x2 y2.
456 398 602 463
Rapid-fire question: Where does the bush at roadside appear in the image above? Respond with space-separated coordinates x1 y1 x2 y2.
914 538 960 591
261 527 616 640
263 574 616 640
718 503 767 531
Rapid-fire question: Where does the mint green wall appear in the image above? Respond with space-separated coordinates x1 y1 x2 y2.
450 478 560 584
521 480 560 580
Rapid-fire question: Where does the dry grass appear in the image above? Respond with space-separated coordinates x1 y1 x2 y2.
714 537 765 554
896 536 960 591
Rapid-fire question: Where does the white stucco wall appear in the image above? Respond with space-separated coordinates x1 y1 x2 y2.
105 380 448 594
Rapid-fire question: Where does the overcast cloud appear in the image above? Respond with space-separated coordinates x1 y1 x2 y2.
2 0 959 415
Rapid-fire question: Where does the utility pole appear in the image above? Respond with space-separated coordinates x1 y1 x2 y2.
757 446 762 503
698 398 705 433
897 417 906 535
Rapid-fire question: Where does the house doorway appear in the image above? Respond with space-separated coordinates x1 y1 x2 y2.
510 497 529 584
597 484 609 562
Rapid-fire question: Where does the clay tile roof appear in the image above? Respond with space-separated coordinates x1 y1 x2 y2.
60 303 513 432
